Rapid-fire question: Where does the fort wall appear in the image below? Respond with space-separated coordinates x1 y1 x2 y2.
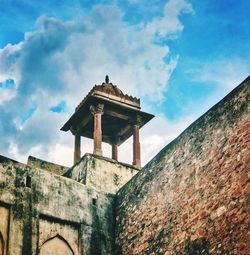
0 156 114 255
115 77 250 254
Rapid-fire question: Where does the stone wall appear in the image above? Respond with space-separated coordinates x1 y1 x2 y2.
0 205 9 255
27 156 68 175
115 77 250 255
64 153 139 194
0 156 114 255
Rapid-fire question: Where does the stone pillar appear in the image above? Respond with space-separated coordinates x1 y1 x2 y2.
133 124 141 167
91 104 104 156
74 134 81 164
112 144 118 161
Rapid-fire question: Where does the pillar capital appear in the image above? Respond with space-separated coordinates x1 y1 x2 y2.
91 104 104 156
70 126 77 136
90 103 104 115
132 114 143 126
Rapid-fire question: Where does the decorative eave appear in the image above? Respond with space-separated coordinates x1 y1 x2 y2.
75 82 140 112
60 93 153 134
60 76 154 146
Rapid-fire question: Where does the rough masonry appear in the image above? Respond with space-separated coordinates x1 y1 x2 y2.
0 155 114 255
115 77 250 255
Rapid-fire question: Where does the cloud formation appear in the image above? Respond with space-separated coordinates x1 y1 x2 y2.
0 1 193 166
189 58 250 90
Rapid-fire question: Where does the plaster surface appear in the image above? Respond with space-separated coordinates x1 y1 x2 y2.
64 153 139 194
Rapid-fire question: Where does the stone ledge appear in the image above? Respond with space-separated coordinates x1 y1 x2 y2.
27 155 68 175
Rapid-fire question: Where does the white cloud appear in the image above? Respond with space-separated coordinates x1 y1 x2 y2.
0 87 16 105
146 0 194 38
0 1 193 166
189 58 250 89
140 114 194 164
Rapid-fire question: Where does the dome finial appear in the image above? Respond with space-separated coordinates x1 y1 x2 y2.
105 75 109 84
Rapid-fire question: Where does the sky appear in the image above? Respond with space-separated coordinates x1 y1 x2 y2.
0 0 249 167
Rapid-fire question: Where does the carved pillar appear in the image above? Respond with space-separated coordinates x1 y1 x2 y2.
91 104 104 156
112 144 118 161
74 134 81 164
133 120 141 167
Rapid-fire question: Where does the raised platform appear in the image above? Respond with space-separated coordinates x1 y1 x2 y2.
27 155 68 175
64 153 139 194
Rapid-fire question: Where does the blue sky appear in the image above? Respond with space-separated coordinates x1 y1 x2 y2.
0 0 249 166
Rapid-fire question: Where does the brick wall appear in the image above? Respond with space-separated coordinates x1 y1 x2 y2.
115 77 250 255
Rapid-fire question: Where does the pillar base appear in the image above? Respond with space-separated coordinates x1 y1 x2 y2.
112 144 118 161
94 149 103 156
133 160 141 168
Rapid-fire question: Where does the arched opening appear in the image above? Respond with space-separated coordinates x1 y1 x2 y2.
40 235 74 255
0 231 4 255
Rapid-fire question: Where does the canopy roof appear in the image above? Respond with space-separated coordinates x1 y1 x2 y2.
61 80 154 146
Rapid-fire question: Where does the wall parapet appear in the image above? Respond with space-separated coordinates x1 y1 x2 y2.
64 153 139 194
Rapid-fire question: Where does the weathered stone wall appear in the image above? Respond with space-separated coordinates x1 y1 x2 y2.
27 155 68 175
64 153 139 194
0 205 9 255
115 77 250 255
0 156 114 255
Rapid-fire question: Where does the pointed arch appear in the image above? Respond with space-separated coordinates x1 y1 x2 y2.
40 234 74 255
0 231 4 255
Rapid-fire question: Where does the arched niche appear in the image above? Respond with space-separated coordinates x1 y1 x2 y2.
40 235 74 255
0 231 4 255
